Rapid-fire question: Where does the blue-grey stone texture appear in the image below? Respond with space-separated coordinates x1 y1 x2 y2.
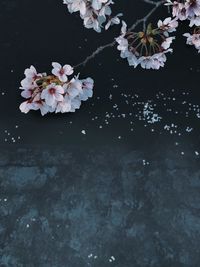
0 146 200 267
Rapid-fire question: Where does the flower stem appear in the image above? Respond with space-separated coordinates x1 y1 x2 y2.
74 0 165 69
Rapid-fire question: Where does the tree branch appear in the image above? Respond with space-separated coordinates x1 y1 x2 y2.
128 0 165 31
74 0 165 69
143 0 161 5
74 40 116 68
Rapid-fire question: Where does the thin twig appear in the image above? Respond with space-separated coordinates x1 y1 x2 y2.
143 0 160 5
74 41 116 68
74 0 165 69
128 0 165 31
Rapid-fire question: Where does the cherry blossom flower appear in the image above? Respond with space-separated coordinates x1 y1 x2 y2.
83 14 102 32
166 0 200 26
189 15 200 26
19 63 94 116
19 101 35 114
41 84 64 107
63 0 121 32
33 101 52 116
64 78 83 98
52 62 73 82
92 0 108 10
20 66 43 91
70 98 82 112
79 78 94 101
116 19 176 69
105 13 122 30
183 27 200 52
63 0 87 15
166 0 187 20
185 0 200 18
56 96 72 113
24 66 42 80
166 0 200 53
157 17 178 35
161 37 175 49
139 52 169 69
19 0 200 112
21 88 34 99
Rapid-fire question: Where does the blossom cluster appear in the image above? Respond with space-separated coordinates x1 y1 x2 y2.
116 17 178 69
166 0 200 52
19 63 94 116
63 0 122 32
166 0 200 26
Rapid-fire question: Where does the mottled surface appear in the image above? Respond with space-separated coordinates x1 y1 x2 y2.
0 145 200 267
1 0 200 266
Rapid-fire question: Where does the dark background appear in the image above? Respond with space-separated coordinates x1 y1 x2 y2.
0 0 200 266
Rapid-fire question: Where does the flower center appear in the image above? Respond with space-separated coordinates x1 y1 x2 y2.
59 68 65 75
49 88 56 95
125 24 166 57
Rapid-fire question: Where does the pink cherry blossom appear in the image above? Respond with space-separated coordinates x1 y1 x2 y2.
166 0 200 26
185 0 200 17
184 31 200 52
21 89 34 99
41 84 64 106
116 19 175 69
24 65 42 80
64 78 83 98
139 52 169 70
19 63 94 116
63 0 87 15
19 101 36 114
52 62 73 82
157 17 178 35
63 0 120 32
33 101 52 116
161 37 175 49
56 96 72 113
79 78 94 101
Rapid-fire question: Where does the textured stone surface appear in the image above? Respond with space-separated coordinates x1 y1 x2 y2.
0 146 200 267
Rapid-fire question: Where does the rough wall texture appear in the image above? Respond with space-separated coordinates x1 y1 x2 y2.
0 146 200 267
